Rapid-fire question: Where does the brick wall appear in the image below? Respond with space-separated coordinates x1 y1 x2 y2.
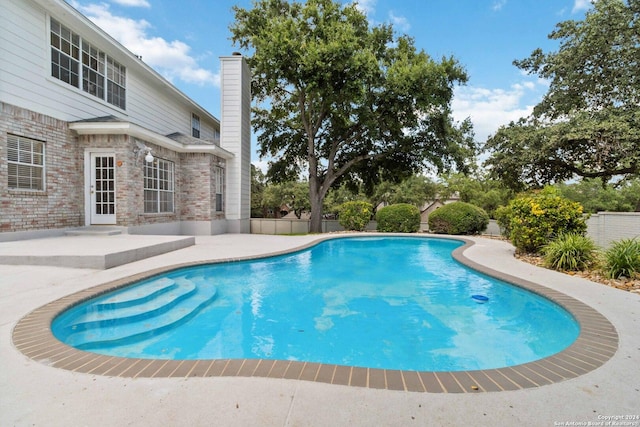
0 103 83 232
131 142 180 227
179 152 213 221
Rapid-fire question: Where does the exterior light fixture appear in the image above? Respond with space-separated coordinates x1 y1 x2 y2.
144 150 154 163
134 140 154 164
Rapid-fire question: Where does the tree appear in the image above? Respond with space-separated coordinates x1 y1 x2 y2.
485 0 640 188
369 175 437 210
323 184 365 218
262 181 311 219
556 178 640 213
438 172 514 218
251 165 266 217
231 0 475 232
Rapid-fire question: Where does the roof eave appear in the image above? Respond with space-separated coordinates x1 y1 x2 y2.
69 121 234 160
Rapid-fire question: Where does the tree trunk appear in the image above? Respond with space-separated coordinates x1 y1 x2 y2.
309 183 324 233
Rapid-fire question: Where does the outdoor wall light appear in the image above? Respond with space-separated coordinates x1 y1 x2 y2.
134 140 154 164
144 150 154 163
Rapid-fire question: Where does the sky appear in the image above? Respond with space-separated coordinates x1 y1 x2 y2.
68 0 594 170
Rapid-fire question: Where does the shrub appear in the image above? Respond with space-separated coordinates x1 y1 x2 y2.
376 203 421 233
494 205 512 238
542 233 598 271
498 187 587 254
427 202 489 235
603 238 640 279
338 201 373 231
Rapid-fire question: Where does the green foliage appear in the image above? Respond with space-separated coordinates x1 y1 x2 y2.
497 187 588 253
375 203 421 233
262 181 310 218
494 205 512 237
427 201 489 235
438 172 514 218
369 176 437 210
324 184 366 217
485 0 640 189
542 233 598 272
603 238 640 279
556 178 640 213
231 0 473 232
251 165 266 218
338 201 373 231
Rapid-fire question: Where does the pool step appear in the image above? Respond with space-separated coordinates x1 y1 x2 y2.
96 277 178 310
60 278 197 331
58 276 217 349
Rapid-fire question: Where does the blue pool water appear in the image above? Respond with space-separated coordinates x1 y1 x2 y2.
52 237 580 371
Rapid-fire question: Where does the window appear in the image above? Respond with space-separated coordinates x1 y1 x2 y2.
82 41 105 98
7 135 45 191
213 166 224 212
50 19 80 87
144 159 174 213
107 57 126 109
50 18 126 109
191 114 200 138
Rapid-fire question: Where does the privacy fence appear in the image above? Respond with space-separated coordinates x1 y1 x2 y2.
250 212 640 248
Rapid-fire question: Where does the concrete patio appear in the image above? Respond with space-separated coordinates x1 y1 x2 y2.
1 234 639 426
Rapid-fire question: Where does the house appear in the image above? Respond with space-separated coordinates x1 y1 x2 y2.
0 0 251 240
420 193 460 223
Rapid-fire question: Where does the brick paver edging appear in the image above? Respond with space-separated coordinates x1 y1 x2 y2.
12 235 618 393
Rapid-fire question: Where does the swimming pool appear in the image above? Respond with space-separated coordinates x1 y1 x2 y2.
52 236 579 371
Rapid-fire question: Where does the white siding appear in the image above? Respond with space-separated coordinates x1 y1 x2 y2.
220 55 251 230
125 67 219 139
0 0 220 140
1 0 122 121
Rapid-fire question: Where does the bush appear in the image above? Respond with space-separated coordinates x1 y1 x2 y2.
376 203 421 233
338 201 373 231
494 205 512 238
603 238 640 279
427 202 489 235
497 187 587 254
542 233 598 271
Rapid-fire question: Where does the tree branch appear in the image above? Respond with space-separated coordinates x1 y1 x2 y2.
551 158 638 179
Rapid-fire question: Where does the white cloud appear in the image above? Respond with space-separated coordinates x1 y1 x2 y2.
73 2 220 87
388 11 410 32
111 0 150 7
353 0 376 16
252 159 270 175
572 0 593 13
492 0 507 11
452 81 546 142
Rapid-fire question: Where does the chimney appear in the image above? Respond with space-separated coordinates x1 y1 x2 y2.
219 54 251 233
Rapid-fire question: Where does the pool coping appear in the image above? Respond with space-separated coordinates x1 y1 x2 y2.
11 235 619 393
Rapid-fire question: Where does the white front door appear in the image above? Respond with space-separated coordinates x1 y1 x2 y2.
89 153 116 225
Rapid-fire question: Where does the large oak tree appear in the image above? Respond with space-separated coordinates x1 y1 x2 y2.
485 0 640 190
230 0 474 232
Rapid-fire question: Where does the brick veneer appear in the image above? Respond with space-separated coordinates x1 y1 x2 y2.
0 103 82 232
1 103 226 233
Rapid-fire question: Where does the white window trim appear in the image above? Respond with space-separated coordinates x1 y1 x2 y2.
191 113 201 139
48 16 127 111
7 134 46 191
144 158 175 214
214 166 224 212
